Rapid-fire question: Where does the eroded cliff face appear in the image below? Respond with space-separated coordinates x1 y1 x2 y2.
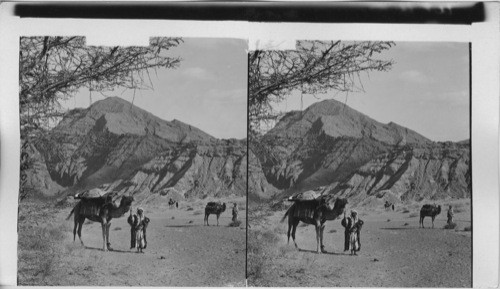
30 97 246 199
251 99 471 204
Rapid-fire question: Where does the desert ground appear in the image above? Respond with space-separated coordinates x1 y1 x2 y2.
248 199 471 287
18 196 246 286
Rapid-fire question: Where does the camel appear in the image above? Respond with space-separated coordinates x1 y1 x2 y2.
281 197 348 254
204 202 226 226
66 195 134 251
419 204 441 228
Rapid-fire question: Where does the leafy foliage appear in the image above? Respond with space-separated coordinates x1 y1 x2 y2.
19 36 183 200
248 40 394 136
19 36 182 137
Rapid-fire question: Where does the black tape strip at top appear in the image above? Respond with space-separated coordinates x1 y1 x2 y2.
14 2 485 25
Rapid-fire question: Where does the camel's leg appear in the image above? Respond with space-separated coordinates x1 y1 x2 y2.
286 219 292 245
217 214 219 226
432 216 435 228
101 222 108 252
320 224 326 253
315 225 321 254
205 214 210 226
106 222 112 250
73 216 78 242
291 221 299 249
77 217 85 246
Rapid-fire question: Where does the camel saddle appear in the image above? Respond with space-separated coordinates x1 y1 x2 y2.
291 199 324 219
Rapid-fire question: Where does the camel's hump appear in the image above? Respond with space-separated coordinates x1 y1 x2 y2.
75 188 110 199
288 190 321 201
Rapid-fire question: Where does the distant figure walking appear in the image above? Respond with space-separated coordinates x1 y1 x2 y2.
341 210 364 255
128 207 150 253
232 203 239 223
168 198 177 209
447 205 454 225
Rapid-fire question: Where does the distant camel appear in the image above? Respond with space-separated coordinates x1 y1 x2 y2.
66 195 134 251
204 202 226 226
419 204 441 228
384 201 395 211
281 197 348 254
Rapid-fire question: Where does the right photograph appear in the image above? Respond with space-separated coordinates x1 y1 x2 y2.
247 41 471 287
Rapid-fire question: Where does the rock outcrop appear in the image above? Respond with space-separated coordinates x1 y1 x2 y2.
29 97 246 200
250 99 471 205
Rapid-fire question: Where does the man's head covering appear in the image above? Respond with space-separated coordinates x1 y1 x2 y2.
351 210 358 216
137 207 144 213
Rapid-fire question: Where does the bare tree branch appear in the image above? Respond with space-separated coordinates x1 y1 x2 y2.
249 40 394 137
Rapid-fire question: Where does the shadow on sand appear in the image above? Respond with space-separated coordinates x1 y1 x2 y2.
298 248 346 256
84 246 136 254
379 227 418 230
164 224 201 228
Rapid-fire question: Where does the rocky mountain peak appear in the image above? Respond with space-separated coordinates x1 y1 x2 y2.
54 97 214 143
267 98 430 146
29 97 246 200
250 98 470 204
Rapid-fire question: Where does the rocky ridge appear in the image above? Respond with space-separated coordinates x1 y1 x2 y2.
28 97 246 200
251 99 470 205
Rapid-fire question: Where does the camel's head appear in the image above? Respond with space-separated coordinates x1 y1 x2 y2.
222 203 227 212
332 198 348 214
437 205 442 214
120 195 134 210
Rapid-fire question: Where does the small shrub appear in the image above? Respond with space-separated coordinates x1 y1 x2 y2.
409 213 418 218
329 229 337 233
228 220 242 227
386 219 391 222
274 226 287 234
403 223 409 226
37 255 56 278
464 225 472 232
278 245 296 257
193 210 203 215
114 227 122 231
444 222 457 229
186 207 194 211
171 216 175 220
402 209 410 213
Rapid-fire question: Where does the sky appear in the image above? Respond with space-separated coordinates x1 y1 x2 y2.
62 38 248 139
273 42 470 142
62 40 469 142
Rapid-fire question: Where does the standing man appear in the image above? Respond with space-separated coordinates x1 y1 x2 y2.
341 210 364 254
232 203 239 223
447 205 454 225
128 207 150 253
341 211 352 252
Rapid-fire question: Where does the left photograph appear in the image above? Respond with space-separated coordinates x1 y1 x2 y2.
18 37 247 286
